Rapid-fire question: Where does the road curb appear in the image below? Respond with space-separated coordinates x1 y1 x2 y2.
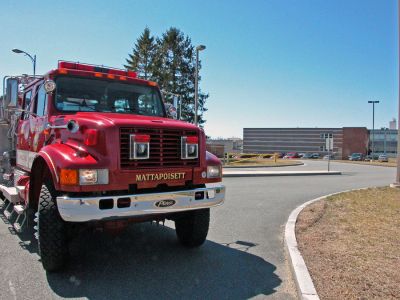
223 162 304 169
285 188 368 300
223 171 341 177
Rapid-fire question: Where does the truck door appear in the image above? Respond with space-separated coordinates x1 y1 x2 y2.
31 83 48 154
16 82 49 170
16 89 33 171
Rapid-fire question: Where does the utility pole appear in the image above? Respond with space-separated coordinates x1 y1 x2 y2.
194 45 206 126
368 100 379 160
392 0 400 188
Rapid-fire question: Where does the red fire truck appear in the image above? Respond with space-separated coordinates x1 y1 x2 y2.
0 61 225 272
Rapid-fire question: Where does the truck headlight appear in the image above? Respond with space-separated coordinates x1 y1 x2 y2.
181 136 198 159
130 134 150 160
79 169 109 185
207 165 221 178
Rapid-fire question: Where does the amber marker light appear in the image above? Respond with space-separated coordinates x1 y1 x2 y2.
59 69 68 74
60 169 78 185
94 72 103 78
148 81 157 87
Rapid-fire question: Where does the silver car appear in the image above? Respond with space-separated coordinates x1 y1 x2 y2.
378 154 388 162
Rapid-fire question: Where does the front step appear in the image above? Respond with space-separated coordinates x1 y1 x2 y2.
1 201 27 233
13 204 25 215
0 184 20 203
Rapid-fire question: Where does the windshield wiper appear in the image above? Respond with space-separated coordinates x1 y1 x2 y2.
63 99 96 111
111 106 144 114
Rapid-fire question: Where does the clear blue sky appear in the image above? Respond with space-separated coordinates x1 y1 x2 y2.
0 0 398 138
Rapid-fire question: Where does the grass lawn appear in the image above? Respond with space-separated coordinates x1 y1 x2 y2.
296 187 400 299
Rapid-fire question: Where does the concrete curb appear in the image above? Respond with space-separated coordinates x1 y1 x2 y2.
223 171 341 177
223 162 304 169
285 188 368 300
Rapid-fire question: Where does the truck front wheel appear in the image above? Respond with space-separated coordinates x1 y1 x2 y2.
37 180 68 272
175 208 210 247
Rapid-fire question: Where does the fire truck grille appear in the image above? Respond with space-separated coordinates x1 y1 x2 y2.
120 127 199 169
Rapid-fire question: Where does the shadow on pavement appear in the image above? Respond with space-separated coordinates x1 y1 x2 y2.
47 223 281 299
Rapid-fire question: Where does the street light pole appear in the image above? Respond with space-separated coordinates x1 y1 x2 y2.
12 48 36 76
383 127 387 155
393 0 400 188
368 100 379 160
194 45 206 126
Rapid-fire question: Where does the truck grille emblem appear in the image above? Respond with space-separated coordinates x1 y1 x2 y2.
155 200 176 208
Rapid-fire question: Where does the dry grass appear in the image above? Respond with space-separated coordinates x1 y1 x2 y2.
296 187 400 299
224 158 302 167
337 158 397 167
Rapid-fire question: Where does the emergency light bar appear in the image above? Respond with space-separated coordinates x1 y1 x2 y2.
58 61 137 78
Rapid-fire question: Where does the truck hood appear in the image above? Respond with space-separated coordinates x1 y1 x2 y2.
68 112 199 131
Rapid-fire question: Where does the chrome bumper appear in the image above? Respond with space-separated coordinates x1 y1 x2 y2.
56 185 225 222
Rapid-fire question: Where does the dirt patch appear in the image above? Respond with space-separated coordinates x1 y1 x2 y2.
296 187 400 299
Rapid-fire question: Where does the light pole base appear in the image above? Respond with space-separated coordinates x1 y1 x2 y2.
389 183 400 189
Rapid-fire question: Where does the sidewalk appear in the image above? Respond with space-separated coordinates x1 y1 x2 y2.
223 169 341 177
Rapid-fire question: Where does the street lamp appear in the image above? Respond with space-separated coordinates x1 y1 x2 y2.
12 48 36 76
368 100 380 160
393 1 400 188
194 44 206 126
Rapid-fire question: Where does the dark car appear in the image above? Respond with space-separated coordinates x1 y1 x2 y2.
311 153 320 159
302 153 313 159
349 153 363 161
274 152 284 158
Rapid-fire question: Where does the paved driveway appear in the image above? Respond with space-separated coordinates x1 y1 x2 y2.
0 161 396 299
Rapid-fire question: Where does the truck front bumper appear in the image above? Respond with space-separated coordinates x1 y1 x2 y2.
56 185 225 222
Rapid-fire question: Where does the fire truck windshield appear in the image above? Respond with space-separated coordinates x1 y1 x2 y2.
55 77 165 117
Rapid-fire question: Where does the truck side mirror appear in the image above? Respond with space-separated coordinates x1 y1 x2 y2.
164 103 177 119
5 78 19 108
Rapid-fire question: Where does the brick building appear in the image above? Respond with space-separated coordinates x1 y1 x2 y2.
243 127 369 159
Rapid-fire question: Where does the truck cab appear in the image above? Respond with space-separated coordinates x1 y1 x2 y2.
0 61 225 271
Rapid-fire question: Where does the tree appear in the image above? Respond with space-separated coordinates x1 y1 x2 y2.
124 27 156 80
125 27 209 125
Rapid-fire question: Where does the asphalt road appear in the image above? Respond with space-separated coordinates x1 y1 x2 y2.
0 161 396 300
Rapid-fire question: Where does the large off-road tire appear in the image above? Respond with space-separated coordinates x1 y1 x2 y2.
175 208 210 247
37 181 68 272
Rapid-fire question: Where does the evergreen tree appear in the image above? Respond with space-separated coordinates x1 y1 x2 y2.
125 27 209 125
124 27 155 80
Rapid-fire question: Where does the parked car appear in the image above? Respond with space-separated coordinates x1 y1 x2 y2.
311 153 320 159
283 152 299 159
298 153 306 158
364 154 379 161
323 154 335 160
302 153 313 159
349 153 363 161
378 154 389 162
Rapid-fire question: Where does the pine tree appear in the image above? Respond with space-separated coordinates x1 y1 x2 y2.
152 27 209 125
124 27 155 80
125 27 209 125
